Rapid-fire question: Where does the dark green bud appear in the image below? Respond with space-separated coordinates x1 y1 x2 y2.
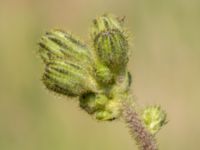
91 14 129 73
42 59 98 96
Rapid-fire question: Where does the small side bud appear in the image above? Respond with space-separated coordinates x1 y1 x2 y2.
79 93 122 121
142 105 167 135
79 93 108 114
42 59 98 96
91 14 129 74
103 99 121 120
94 62 114 84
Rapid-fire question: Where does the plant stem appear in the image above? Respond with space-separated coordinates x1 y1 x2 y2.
122 100 158 150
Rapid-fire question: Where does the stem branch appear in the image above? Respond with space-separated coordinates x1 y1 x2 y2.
122 101 158 150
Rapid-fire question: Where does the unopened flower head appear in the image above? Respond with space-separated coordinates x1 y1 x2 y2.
91 14 129 74
38 14 131 121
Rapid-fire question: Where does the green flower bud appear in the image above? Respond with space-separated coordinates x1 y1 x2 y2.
79 93 108 114
142 105 167 135
91 14 129 73
42 59 98 96
94 61 114 84
79 93 122 121
38 29 93 66
103 99 121 120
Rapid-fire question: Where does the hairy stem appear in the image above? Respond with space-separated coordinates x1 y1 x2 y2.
122 100 158 150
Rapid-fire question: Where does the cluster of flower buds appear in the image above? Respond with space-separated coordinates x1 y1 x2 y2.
38 14 167 136
39 29 98 96
38 14 130 121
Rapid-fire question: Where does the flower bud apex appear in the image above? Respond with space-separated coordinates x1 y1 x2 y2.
91 14 123 39
142 105 167 135
42 59 98 96
38 29 92 66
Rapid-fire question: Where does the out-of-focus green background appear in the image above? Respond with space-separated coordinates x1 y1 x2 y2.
0 0 200 149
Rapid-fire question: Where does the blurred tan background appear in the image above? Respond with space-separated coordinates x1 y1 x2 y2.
0 0 200 149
